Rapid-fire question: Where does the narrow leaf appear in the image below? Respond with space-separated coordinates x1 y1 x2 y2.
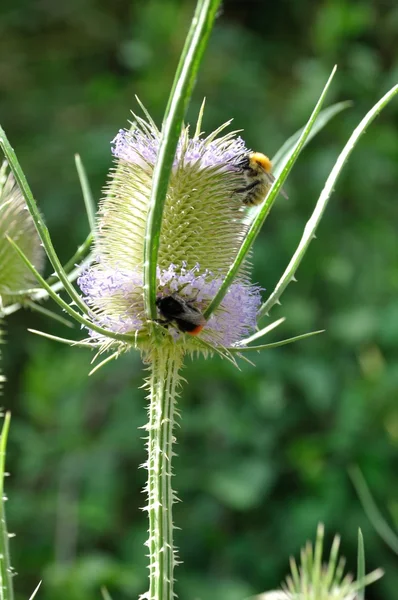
28 329 93 347
258 83 398 319
0 125 92 316
349 465 398 554
0 259 89 319
101 587 113 600
235 317 285 346
204 66 337 320
6 236 140 344
23 300 74 328
229 329 324 352
47 232 93 285
272 101 352 169
75 154 96 234
143 0 222 320
357 529 365 600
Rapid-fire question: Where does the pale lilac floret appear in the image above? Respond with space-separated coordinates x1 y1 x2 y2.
78 262 261 347
111 128 158 167
78 267 145 334
112 127 248 171
78 266 142 300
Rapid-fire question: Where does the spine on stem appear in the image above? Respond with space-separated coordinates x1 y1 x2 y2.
142 345 184 600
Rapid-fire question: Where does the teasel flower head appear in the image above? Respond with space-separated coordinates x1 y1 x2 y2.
0 162 45 306
255 524 383 600
78 105 263 355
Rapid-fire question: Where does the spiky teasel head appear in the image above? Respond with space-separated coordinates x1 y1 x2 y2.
255 524 383 600
79 103 262 355
0 162 45 306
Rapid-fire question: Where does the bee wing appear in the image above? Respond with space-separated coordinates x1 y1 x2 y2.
183 304 207 325
265 172 289 200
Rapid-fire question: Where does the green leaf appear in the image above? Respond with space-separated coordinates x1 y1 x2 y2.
143 0 222 321
0 412 14 600
23 300 74 328
44 153 95 285
6 235 143 345
28 329 93 347
100 588 113 600
349 465 398 554
0 259 90 319
75 153 96 234
271 101 352 170
357 529 365 600
236 317 285 346
0 125 92 317
48 231 93 284
229 329 324 353
203 66 337 320
258 82 398 320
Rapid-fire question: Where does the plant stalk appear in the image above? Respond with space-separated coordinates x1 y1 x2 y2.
144 345 183 600
0 412 14 600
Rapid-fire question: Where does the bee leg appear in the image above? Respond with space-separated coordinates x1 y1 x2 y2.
237 181 263 205
155 318 170 328
240 181 261 193
235 180 261 195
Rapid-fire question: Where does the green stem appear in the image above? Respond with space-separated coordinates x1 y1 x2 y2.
144 346 183 600
0 413 13 600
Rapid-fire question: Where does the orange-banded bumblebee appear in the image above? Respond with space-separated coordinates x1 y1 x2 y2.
156 294 206 335
237 152 287 206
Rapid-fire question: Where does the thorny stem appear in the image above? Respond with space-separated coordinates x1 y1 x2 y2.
0 413 14 600
143 346 183 600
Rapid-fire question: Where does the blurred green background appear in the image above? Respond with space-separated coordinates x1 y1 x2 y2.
1 0 398 598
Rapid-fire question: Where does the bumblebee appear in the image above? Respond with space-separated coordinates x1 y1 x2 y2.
156 294 206 336
237 152 286 206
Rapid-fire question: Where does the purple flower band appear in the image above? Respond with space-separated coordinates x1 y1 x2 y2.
111 128 248 172
78 262 261 347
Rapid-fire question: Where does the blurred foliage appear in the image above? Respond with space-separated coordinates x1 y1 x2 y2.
1 0 398 599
